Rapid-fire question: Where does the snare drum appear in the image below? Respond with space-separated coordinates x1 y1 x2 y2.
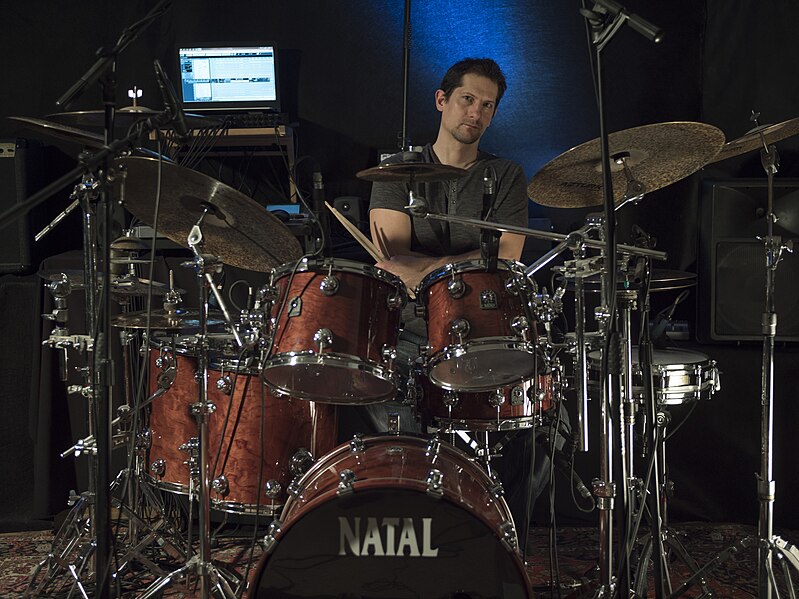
417 260 538 392
261 258 406 404
207 358 338 514
588 347 720 405
416 368 555 432
246 435 531 598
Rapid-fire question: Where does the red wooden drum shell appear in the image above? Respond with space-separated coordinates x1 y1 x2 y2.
418 371 555 432
418 260 538 392
207 360 338 514
262 258 406 404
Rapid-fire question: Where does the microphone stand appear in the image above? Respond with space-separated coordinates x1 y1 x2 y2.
579 3 663 596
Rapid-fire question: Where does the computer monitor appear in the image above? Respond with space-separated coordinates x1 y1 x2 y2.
177 43 281 112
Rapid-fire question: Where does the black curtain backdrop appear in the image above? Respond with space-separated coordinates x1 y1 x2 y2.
0 1 797 530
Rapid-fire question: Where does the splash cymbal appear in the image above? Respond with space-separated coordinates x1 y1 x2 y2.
528 122 725 208
708 117 799 164
357 162 468 182
116 157 303 272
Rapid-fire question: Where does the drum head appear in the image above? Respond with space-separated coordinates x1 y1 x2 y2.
427 340 538 392
262 355 396 404
250 488 530 598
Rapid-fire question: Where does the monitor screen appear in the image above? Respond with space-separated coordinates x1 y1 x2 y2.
177 44 280 112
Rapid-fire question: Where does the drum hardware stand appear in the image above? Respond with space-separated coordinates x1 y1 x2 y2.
139 219 239 599
630 408 712 598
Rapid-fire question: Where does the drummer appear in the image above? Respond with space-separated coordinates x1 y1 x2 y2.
368 57 558 529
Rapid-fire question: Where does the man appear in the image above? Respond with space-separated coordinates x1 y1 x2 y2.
369 57 528 290
366 58 560 535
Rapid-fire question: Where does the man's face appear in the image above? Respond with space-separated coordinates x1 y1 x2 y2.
436 73 499 146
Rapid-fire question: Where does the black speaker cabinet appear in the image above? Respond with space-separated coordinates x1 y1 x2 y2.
0 139 44 274
699 179 799 342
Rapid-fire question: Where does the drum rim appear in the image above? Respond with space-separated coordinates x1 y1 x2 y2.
262 351 397 403
429 415 537 432
272 256 407 292
417 258 528 294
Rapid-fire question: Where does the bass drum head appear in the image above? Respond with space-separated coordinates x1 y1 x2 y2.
250 490 530 599
247 436 531 598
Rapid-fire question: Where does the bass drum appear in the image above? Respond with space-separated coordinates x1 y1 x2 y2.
246 435 531 598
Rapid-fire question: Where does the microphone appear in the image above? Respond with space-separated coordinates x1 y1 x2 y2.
153 59 190 143
312 170 329 255
480 166 499 271
592 0 664 43
481 166 496 219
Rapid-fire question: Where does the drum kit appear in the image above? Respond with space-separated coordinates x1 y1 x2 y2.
4 6 798 598
15 95 799 599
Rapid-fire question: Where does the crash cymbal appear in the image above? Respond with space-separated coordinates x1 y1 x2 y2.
7 116 105 149
528 122 726 208
46 108 222 131
116 157 303 272
708 117 799 164
357 162 468 182
111 308 224 330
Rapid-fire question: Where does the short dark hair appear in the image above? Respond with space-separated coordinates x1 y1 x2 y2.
439 58 508 106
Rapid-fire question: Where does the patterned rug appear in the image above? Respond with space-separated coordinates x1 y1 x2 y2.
1 523 797 597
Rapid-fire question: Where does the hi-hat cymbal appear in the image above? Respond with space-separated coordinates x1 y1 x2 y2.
111 308 224 330
7 116 105 149
528 122 726 208
708 117 799 164
38 270 181 296
116 157 303 272
557 268 697 293
357 162 468 182
46 108 222 131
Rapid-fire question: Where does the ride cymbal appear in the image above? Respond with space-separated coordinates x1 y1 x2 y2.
7 116 105 149
708 117 799 164
357 162 468 182
116 157 303 272
46 108 222 131
528 122 725 208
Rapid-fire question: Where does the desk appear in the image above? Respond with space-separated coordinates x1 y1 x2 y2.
156 125 297 201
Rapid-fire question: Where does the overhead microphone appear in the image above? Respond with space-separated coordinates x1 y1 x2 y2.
312 169 330 256
153 59 190 143
480 166 499 271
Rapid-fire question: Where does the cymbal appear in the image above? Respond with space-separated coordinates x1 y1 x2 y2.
357 162 468 182
7 116 105 149
116 157 303 272
558 268 697 293
708 117 799 164
38 270 181 296
528 122 726 208
46 107 222 131
111 308 224 330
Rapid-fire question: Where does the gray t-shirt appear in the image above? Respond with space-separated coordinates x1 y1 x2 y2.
368 143 529 256
369 143 529 340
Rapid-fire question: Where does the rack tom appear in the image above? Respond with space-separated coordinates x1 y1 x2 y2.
261 258 406 404
417 260 538 392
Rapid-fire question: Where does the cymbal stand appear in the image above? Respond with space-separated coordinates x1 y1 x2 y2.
753 125 797 599
139 218 238 599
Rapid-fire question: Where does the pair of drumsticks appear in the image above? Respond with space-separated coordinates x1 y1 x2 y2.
324 201 389 262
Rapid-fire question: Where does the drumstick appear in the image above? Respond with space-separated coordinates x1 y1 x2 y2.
324 201 385 262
